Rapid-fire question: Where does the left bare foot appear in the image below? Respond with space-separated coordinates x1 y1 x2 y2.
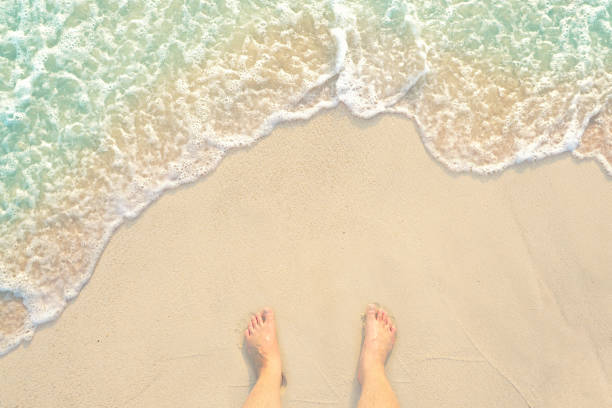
358 303 397 385
245 307 282 381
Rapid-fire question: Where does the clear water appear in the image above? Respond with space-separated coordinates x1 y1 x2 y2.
0 0 610 355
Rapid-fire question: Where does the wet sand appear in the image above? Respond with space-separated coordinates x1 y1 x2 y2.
1 107 610 407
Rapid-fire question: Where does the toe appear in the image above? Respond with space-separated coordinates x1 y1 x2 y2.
378 309 386 321
251 315 258 328
262 307 275 323
248 321 255 333
245 329 250 338
366 304 377 322
255 312 263 326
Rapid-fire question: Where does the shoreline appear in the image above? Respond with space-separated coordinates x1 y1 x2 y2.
2 99 610 357
1 107 611 407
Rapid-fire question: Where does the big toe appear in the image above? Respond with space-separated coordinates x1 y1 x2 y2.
366 303 378 323
262 307 275 324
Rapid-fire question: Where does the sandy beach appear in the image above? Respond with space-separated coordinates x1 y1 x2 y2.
1 107 611 407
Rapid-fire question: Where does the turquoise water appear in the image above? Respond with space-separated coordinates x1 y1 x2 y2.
0 0 610 355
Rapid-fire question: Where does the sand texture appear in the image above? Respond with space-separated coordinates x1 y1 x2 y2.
1 108 611 407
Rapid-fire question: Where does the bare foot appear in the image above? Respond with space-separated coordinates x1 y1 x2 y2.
245 307 282 380
358 303 397 384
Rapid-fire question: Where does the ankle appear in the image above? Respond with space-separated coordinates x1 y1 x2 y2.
358 359 386 382
258 360 282 381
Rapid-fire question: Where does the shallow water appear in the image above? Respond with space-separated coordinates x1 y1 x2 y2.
0 0 610 355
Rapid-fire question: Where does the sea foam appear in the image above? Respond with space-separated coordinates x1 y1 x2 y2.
0 0 610 355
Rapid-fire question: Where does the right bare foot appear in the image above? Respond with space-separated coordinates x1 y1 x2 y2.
358 303 397 384
245 307 282 380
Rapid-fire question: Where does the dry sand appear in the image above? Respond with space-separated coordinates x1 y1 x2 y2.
1 107 611 407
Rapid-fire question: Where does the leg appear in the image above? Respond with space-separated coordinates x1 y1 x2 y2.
357 304 400 408
243 307 283 408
